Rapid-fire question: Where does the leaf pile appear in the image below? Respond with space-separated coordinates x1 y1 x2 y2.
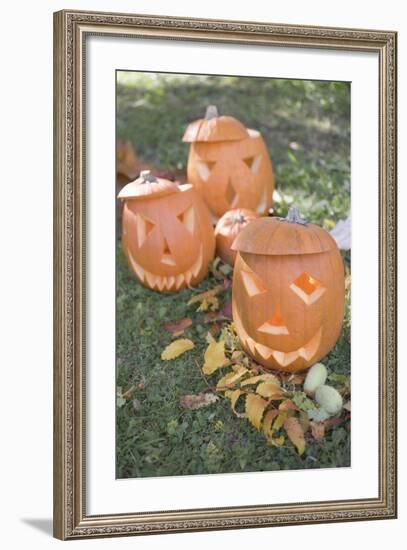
199 324 350 456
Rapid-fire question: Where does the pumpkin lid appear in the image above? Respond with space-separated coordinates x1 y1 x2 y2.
117 170 180 200
182 105 249 143
231 208 337 255
215 208 257 235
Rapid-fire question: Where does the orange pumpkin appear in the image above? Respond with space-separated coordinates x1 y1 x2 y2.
214 208 257 266
183 106 274 222
232 208 345 372
118 171 215 292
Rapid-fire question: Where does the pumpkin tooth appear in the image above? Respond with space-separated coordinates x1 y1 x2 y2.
254 342 273 360
156 277 166 292
191 246 203 277
184 270 193 286
299 328 322 360
166 276 175 290
175 274 185 290
246 337 257 355
127 251 145 282
272 350 299 367
145 272 156 289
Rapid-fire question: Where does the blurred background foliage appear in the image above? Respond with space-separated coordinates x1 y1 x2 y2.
117 72 350 227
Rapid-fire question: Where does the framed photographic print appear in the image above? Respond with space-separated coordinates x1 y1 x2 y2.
53 9 397 540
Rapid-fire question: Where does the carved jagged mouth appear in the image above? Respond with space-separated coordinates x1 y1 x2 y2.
127 245 203 291
234 309 321 368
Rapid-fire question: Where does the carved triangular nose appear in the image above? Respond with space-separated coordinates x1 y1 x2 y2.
161 239 176 266
258 305 289 335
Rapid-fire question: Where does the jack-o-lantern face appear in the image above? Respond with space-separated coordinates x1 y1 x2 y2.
232 209 345 372
118 171 215 292
183 106 274 221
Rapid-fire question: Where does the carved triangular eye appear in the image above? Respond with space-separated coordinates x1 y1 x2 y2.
196 161 216 181
290 272 326 305
136 214 155 247
243 154 262 173
177 205 195 234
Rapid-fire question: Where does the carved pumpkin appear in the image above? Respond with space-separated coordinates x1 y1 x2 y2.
232 208 345 372
183 106 274 222
214 208 257 266
118 171 215 292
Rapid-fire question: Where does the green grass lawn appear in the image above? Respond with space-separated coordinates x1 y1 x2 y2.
116 73 351 479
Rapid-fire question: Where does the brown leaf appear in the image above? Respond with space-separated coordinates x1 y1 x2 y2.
279 399 299 411
310 421 325 441
221 300 233 319
161 338 195 360
163 317 193 334
284 416 306 455
324 417 344 430
287 373 306 385
179 393 219 410
209 322 221 337
246 393 268 430
202 341 229 375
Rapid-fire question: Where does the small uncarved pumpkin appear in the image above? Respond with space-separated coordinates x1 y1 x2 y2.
118 171 215 292
232 208 345 372
183 106 274 221
214 208 257 266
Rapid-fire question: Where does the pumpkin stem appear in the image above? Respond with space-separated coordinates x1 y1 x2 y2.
285 207 307 225
137 169 158 184
205 105 219 119
232 213 246 224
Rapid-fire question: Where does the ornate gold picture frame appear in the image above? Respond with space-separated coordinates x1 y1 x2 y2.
53 9 397 540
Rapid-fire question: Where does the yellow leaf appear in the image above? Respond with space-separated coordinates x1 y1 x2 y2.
263 409 279 440
246 393 268 430
284 416 306 455
273 411 287 432
188 286 223 312
256 382 285 399
202 341 228 375
161 338 194 360
271 435 285 447
216 367 247 390
240 374 279 387
225 389 245 417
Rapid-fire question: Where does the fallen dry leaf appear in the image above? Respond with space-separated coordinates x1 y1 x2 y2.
163 317 193 334
284 416 306 455
188 285 224 312
256 382 285 399
202 341 229 375
279 399 299 411
179 393 219 410
246 393 268 430
263 409 279 441
161 338 195 360
310 421 325 441
240 374 279 387
225 389 245 417
216 365 248 390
